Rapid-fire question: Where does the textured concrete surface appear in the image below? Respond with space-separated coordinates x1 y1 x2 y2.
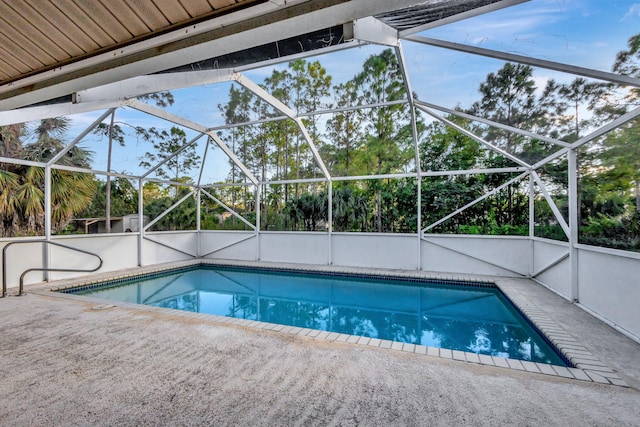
1 286 640 426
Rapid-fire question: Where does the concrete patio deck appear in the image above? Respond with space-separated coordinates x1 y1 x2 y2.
1 269 639 426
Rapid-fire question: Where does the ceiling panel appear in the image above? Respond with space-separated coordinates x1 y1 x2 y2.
0 0 261 87
126 2 170 29
151 0 191 24
106 0 151 35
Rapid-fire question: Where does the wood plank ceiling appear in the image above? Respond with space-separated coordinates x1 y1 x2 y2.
0 0 261 86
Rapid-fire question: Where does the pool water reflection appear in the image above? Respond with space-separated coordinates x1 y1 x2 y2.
70 267 566 366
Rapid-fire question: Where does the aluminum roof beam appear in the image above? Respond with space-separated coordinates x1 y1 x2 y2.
415 100 571 149
352 17 398 47
73 69 236 104
127 99 258 185
233 72 332 180
405 35 640 88
0 0 430 111
0 99 126 126
416 104 532 169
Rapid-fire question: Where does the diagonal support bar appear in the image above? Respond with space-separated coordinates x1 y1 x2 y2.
417 104 531 169
142 133 206 179
205 131 258 185
534 106 640 170
144 189 196 231
127 98 258 185
201 188 256 230
406 35 640 88
422 172 528 233
294 118 331 180
234 72 331 180
571 105 640 150
47 108 116 166
531 170 570 239
233 73 296 119
415 100 571 149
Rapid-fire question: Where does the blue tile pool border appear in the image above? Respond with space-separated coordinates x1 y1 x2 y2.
58 262 571 367
38 259 626 386
59 262 498 295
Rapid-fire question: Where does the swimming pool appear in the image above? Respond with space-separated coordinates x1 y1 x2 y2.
62 265 567 366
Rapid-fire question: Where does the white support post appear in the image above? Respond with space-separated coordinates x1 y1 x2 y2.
328 180 333 265
196 189 201 258
411 101 422 270
568 148 579 302
416 172 422 269
197 136 212 186
138 178 144 266
255 185 261 261
44 165 52 282
529 172 535 278
395 42 421 270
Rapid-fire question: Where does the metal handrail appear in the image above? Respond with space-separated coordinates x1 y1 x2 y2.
2 240 103 297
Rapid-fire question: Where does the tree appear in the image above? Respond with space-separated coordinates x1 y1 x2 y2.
144 185 197 231
469 63 539 155
139 127 200 197
332 186 369 231
613 33 640 105
285 191 327 231
0 118 95 236
91 92 175 232
218 85 257 223
325 80 363 176
353 49 413 232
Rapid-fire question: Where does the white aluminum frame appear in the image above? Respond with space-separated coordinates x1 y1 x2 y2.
0 3 638 313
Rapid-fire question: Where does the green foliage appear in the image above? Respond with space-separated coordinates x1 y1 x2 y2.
144 186 197 232
139 127 200 187
0 119 95 237
4 33 640 252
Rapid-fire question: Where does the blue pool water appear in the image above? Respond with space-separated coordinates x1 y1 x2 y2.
65 266 567 366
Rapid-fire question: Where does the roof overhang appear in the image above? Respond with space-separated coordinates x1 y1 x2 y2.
0 0 526 112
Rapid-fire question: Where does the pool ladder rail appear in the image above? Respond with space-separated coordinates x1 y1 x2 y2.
2 240 103 297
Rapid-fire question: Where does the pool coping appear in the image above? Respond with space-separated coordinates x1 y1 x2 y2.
28 259 627 387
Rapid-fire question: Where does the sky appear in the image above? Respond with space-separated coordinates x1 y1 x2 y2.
63 0 640 184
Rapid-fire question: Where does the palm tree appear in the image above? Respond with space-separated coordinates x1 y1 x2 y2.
0 118 96 237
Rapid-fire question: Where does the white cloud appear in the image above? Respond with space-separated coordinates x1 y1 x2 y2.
623 3 640 20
